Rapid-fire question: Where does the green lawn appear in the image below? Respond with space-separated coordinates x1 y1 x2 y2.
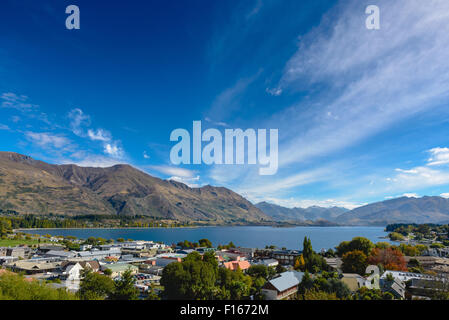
0 238 51 247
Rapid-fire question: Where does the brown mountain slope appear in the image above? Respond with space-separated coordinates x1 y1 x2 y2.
0 152 271 223
335 196 449 225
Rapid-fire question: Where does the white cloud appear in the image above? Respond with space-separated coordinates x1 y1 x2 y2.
1 92 37 111
267 0 449 167
217 0 449 207
25 132 71 150
427 147 449 166
403 193 419 198
143 151 150 159
382 147 449 193
104 143 123 158
68 108 124 159
246 167 331 196
87 129 111 142
266 87 282 96
204 117 229 127
68 108 90 136
440 193 449 198
66 156 124 168
168 175 201 188
149 165 196 178
389 166 449 190
0 124 10 131
207 71 261 122
256 197 361 210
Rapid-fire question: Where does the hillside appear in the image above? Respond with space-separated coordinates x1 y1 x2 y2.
0 152 271 223
335 196 449 225
255 201 348 222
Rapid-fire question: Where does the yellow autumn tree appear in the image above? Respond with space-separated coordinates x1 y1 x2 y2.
294 254 306 271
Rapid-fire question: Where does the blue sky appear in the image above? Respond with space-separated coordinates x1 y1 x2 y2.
2 0 449 209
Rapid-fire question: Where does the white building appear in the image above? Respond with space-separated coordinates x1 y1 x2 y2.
61 262 83 281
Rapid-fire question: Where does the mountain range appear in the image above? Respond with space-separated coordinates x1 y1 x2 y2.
335 196 449 225
2 151 449 226
255 201 349 222
257 197 449 226
0 152 270 223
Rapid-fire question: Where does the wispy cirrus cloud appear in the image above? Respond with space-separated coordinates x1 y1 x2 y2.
206 71 261 122
267 0 449 168
224 0 449 206
1 93 38 111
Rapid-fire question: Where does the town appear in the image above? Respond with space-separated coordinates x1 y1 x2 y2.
1 223 449 300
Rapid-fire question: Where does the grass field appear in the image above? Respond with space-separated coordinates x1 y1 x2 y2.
0 239 50 247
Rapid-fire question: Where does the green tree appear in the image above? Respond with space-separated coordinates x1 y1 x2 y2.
103 268 112 276
110 269 139 300
389 232 405 241
146 284 160 300
160 256 217 300
78 270 115 300
198 238 213 248
301 237 329 273
0 273 77 300
336 237 374 257
202 251 218 269
216 267 252 300
342 250 368 275
247 265 269 280
275 264 286 274
183 251 202 263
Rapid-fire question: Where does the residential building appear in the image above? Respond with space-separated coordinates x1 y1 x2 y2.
44 250 77 259
253 259 279 268
223 260 251 271
61 263 83 281
6 260 62 275
324 257 343 271
6 247 29 259
77 248 121 260
341 273 368 292
261 271 305 300
407 278 447 298
37 245 65 254
381 277 406 299
381 270 440 282
103 263 138 278
271 250 302 265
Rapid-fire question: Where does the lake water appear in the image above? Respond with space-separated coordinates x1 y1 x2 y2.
25 226 389 251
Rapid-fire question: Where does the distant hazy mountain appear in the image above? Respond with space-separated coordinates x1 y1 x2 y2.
0 152 271 223
335 196 449 225
255 201 349 222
